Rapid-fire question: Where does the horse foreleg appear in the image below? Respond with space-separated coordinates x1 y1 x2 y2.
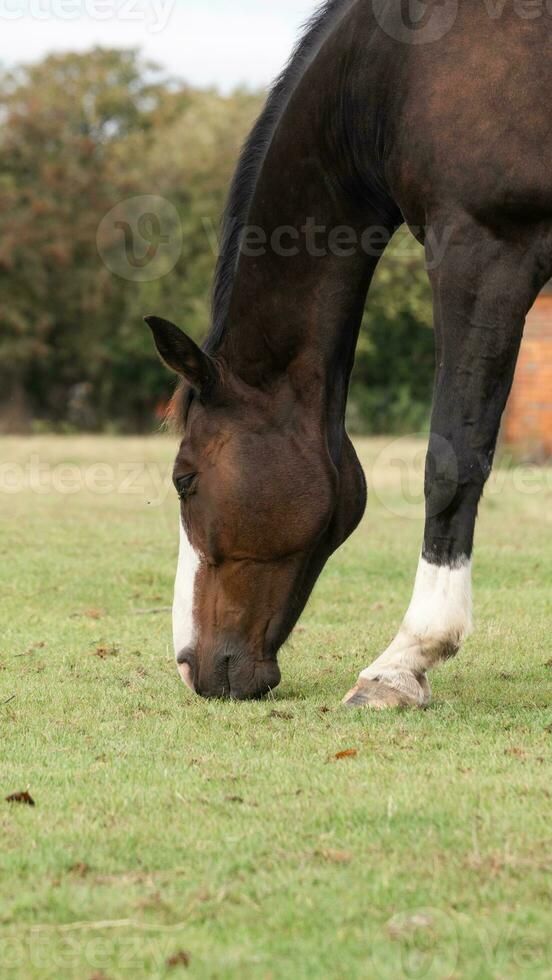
343 215 551 709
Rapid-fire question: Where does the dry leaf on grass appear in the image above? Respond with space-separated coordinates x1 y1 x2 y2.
166 950 190 969
6 791 35 806
318 848 352 864
267 709 294 720
92 646 119 659
334 748 358 760
27 641 45 652
69 862 91 877
505 747 526 758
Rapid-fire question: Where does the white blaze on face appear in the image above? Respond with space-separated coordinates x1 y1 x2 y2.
362 555 473 680
173 518 201 661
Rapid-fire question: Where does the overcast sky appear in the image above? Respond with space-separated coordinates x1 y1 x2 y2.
2 0 322 90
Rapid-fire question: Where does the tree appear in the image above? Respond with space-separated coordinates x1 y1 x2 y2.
0 49 434 433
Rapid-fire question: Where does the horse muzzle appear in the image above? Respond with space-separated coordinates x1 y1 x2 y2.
176 645 281 701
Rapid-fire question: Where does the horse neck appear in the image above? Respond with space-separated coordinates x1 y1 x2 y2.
214 48 396 435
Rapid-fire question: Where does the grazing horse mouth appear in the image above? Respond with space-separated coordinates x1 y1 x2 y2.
176 648 281 701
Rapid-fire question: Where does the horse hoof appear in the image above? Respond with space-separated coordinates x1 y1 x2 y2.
342 676 428 709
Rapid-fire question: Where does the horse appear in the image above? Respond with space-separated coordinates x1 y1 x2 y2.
146 0 552 706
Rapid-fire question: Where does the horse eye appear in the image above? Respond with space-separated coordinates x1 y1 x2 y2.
175 474 197 499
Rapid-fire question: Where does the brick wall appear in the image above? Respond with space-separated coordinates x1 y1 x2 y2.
503 295 552 457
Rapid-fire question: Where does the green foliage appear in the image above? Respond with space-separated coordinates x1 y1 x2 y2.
0 50 261 431
0 49 435 433
348 232 435 434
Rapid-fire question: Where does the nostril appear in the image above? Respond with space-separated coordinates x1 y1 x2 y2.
177 661 195 691
176 647 197 692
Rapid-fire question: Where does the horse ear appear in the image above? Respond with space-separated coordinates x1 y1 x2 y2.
144 316 217 394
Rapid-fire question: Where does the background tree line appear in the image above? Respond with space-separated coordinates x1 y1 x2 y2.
0 48 435 434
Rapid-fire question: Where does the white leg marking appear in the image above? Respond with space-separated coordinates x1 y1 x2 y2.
173 519 201 685
357 556 473 703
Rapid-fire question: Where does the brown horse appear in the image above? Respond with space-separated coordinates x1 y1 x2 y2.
147 0 552 705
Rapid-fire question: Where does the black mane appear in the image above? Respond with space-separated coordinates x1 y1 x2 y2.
206 0 354 353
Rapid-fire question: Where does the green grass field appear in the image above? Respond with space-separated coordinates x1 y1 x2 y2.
1 436 552 979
